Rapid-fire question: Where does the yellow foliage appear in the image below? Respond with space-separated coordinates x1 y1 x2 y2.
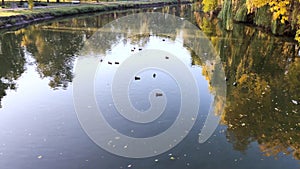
238 74 248 84
246 0 290 22
202 0 217 13
246 0 268 14
296 16 300 43
296 29 300 43
246 0 300 44
28 0 34 10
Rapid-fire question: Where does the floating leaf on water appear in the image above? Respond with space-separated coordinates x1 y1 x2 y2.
291 100 298 105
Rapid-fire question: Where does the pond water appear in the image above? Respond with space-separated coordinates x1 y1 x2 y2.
0 3 299 169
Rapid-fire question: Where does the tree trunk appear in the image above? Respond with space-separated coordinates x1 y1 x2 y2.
1 0 4 7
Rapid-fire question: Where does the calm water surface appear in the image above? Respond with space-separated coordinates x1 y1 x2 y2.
0 4 299 169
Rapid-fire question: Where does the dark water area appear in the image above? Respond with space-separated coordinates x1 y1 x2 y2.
0 3 299 169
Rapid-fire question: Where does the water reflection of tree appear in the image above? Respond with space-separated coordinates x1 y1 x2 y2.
194 11 300 159
192 4 300 159
21 26 84 89
0 33 25 108
82 6 193 56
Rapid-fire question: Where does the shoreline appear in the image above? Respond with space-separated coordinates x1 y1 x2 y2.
0 0 191 30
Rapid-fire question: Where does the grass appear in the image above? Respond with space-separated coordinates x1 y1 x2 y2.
0 0 188 17
0 0 192 28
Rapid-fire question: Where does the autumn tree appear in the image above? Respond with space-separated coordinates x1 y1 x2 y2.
202 0 218 13
246 0 300 43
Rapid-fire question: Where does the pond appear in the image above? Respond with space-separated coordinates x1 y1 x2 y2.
0 3 299 169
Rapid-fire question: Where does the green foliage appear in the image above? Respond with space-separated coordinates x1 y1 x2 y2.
234 4 248 22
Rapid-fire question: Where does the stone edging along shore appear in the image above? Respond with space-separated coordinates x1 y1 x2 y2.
0 0 191 29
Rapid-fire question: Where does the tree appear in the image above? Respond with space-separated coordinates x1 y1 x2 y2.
246 0 291 23
28 0 33 9
245 0 300 43
202 0 217 13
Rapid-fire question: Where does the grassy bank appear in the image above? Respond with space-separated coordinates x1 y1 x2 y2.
0 0 191 29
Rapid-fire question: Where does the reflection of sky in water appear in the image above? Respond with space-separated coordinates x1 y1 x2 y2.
0 50 297 169
94 34 213 138
0 9 298 169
